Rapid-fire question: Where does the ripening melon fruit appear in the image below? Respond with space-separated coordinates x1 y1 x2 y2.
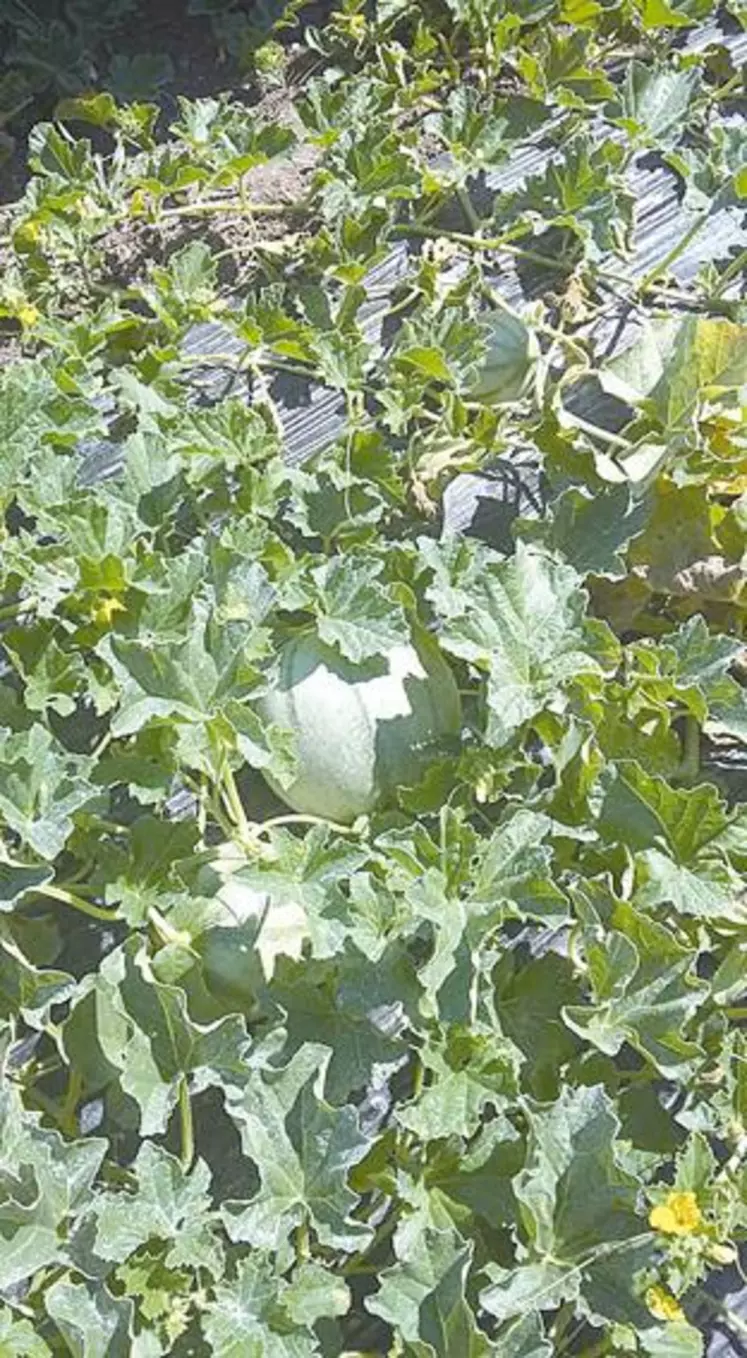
255 630 461 823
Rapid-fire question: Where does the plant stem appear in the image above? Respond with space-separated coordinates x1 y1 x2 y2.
59 1068 83 1138
711 244 747 300
710 71 744 102
253 812 360 836
147 906 197 955
635 208 711 295
538 321 590 372
91 727 113 761
257 356 319 380
565 413 633 450
220 760 252 841
34 883 118 923
456 184 482 233
681 715 700 783
397 222 572 273
179 1075 194 1171
694 1288 747 1343
295 1215 310 1262
158 198 307 221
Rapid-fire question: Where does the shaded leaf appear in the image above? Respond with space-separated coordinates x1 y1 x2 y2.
44 1278 132 1358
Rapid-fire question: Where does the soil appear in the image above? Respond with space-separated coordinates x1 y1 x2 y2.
0 0 325 333
0 0 326 203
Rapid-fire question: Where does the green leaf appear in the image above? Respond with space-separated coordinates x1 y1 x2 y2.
494 1314 552 1357
283 1260 350 1327
310 556 409 662
637 0 695 26
167 399 279 473
482 1086 645 1326
520 483 648 579
368 1223 489 1356
480 1259 578 1326
102 815 200 926
601 317 747 429
0 859 53 909
516 1084 640 1257
427 542 619 746
398 345 454 384
0 1081 106 1289
93 1142 222 1275
55 91 119 127
562 877 706 1075
272 953 409 1104
0 938 75 1024
221 1044 372 1254
470 809 570 928
6 633 88 718
0 726 95 859
201 1254 320 1358
494 950 583 1100
430 1119 523 1231
658 317 747 430
417 1242 494 1357
626 483 742 603
64 937 251 1134
639 1322 704 1357
397 1024 520 1140
615 63 699 145
106 610 220 736
597 762 746 919
0 1307 52 1358
496 134 631 255
44 1278 133 1358
659 615 747 741
0 362 53 501
0 1225 60 1293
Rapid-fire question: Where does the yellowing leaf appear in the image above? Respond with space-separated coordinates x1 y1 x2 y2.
560 0 601 23
637 0 691 25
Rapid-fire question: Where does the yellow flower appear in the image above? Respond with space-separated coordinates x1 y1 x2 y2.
91 595 126 626
17 304 39 328
343 13 367 38
649 1190 702 1236
646 1285 685 1323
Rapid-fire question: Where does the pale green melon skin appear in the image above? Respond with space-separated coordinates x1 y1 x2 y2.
470 307 539 405
256 632 461 823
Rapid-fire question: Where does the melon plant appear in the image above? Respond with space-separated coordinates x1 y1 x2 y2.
255 630 462 823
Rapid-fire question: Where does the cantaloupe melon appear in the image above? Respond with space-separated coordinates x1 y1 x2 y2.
256 631 461 823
